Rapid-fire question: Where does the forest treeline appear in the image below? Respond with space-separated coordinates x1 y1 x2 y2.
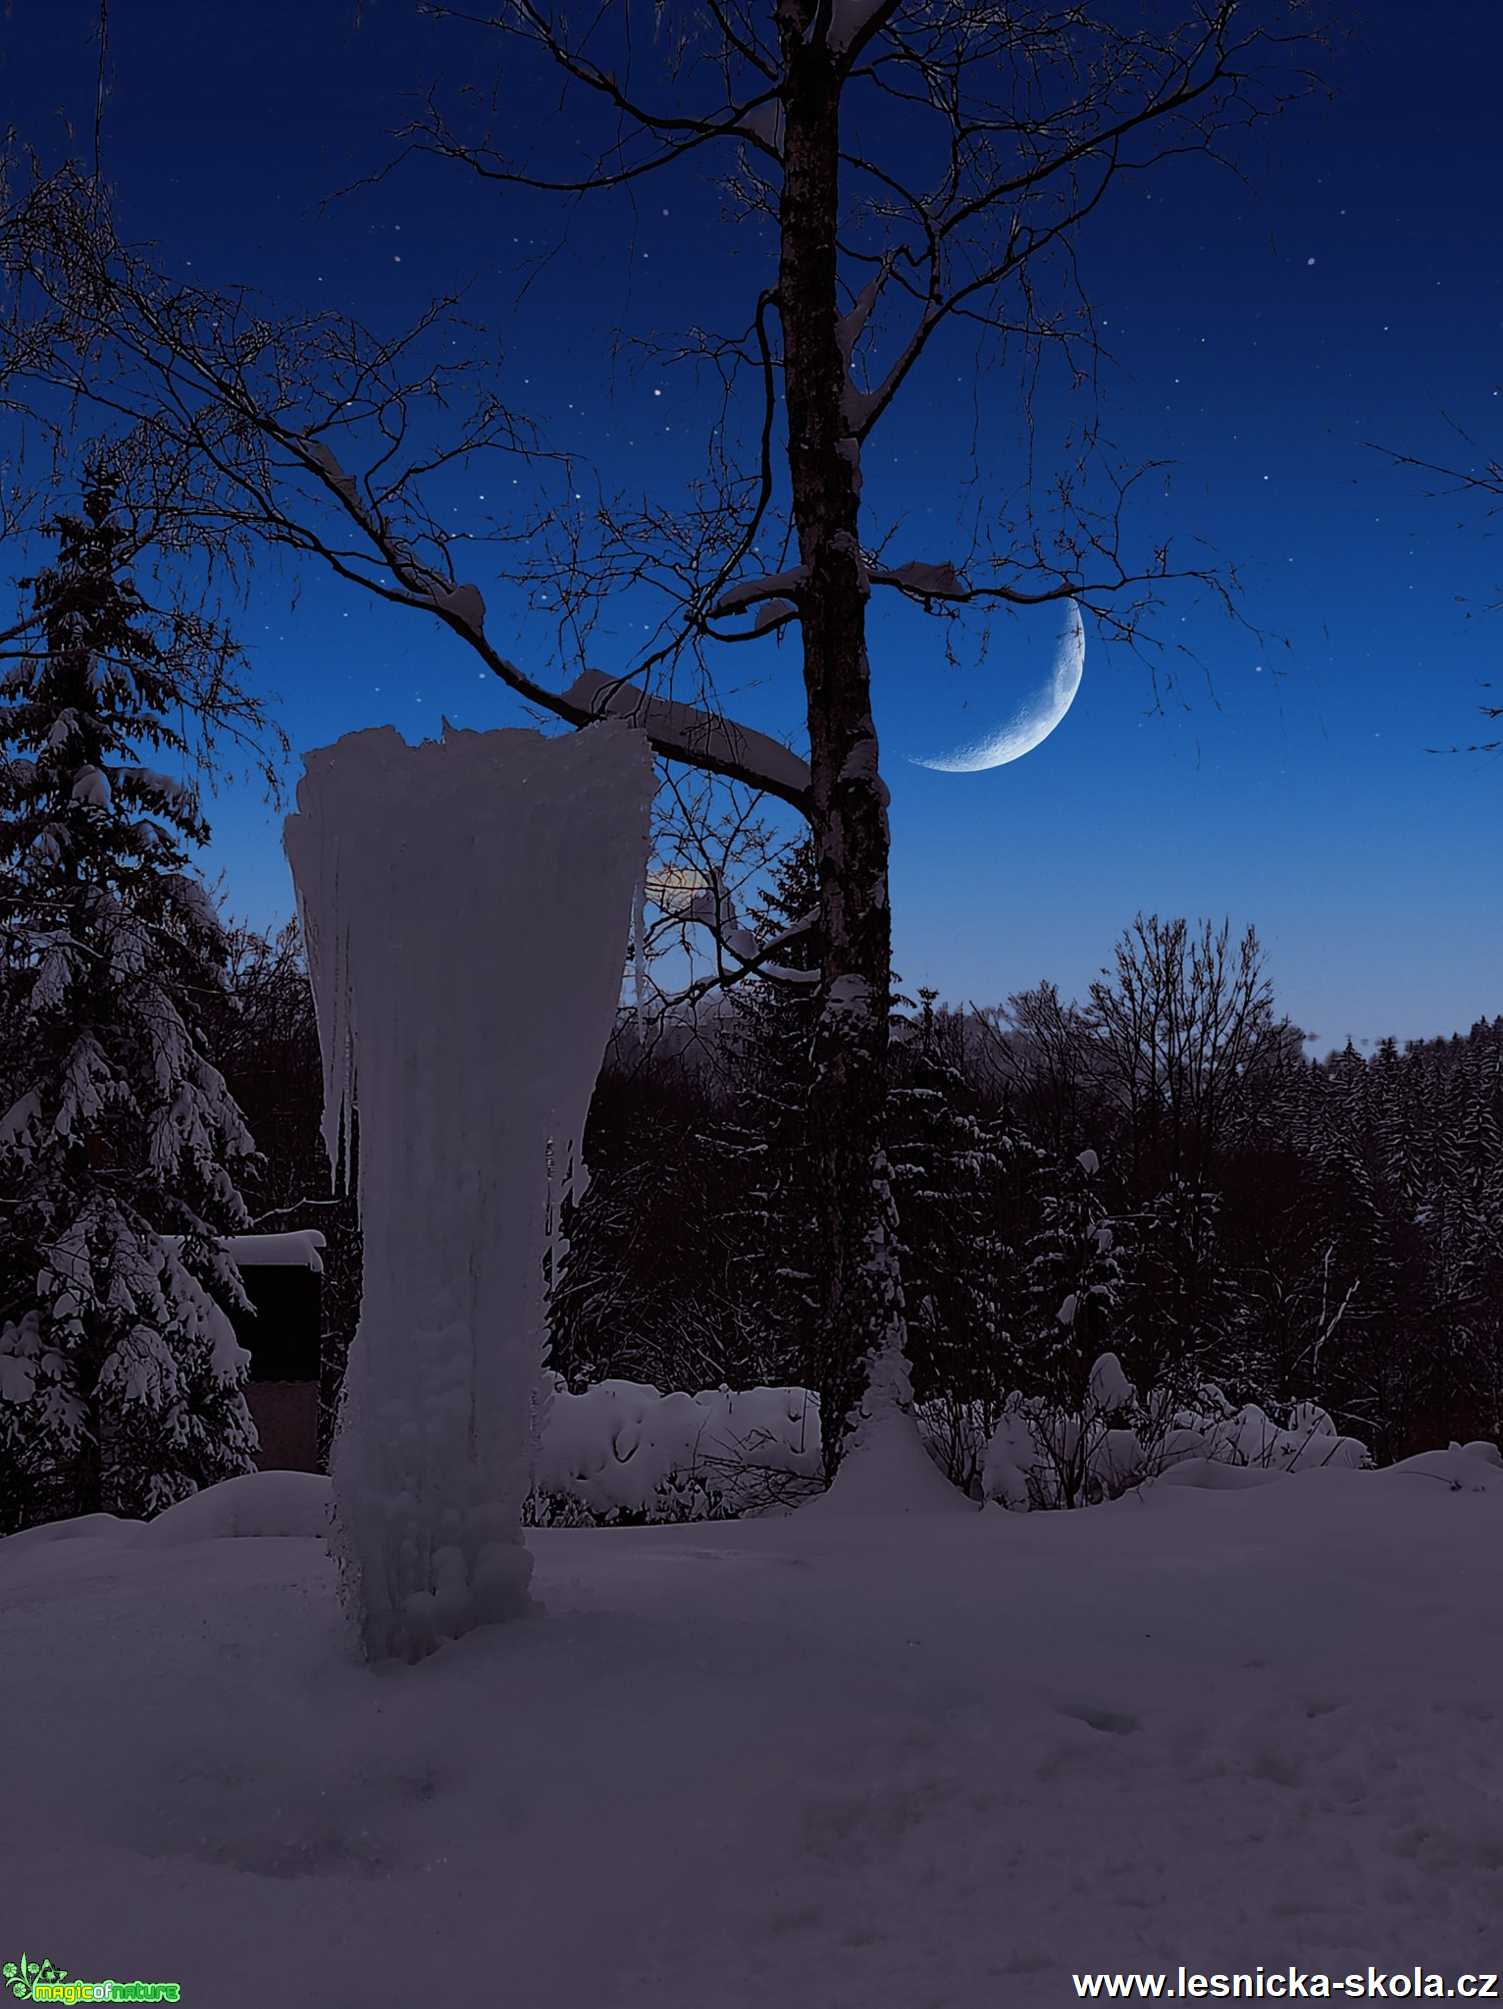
549 847 1503 1475
20 872 1502 1495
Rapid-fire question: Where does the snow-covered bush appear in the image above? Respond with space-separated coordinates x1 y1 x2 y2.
914 1397 995 1499
979 1355 1372 1510
0 485 268 1532
981 1351 1142 1510
528 1376 822 1524
1160 1383 1370 1476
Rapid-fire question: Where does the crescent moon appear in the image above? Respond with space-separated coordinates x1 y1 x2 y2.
912 600 1085 773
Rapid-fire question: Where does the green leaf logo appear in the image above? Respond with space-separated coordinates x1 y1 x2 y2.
4 1954 67 1998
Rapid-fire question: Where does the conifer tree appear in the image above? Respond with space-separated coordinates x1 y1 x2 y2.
1373 1038 1428 1213
1123 1176 1235 1403
717 838 823 1390
888 990 1021 1442
0 482 266 1529
1011 1148 1131 1505
1294 1101 1401 1443
1021 1149 1127 1407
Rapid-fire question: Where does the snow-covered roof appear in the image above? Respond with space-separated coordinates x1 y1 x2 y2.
225 1231 326 1273
159 1230 326 1273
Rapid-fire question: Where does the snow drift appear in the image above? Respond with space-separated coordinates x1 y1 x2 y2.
4 1442 1501 2009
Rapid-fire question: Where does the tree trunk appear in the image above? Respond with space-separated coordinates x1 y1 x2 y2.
778 7 911 1480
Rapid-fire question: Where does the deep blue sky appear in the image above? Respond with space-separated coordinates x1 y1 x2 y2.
6 0 1501 1049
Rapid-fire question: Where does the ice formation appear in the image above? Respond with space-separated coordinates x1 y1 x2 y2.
284 720 652 1661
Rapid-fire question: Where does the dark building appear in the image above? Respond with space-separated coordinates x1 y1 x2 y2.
224 1232 326 1474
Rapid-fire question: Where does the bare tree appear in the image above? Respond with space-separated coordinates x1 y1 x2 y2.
1087 914 1293 1187
1 1 1322 1476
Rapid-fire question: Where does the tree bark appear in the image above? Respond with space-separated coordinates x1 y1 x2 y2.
777 5 911 1479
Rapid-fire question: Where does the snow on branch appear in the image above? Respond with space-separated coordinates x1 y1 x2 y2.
868 559 971 600
752 598 799 635
428 581 487 635
303 436 488 635
299 435 808 810
733 98 785 154
645 864 819 992
709 566 808 618
564 668 811 801
835 273 883 372
827 0 896 55
304 438 362 510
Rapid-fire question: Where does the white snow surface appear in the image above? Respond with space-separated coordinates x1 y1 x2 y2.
806 1406 974 1517
69 763 111 806
139 1470 333 1544
4 1446 1501 2006
284 721 651 1661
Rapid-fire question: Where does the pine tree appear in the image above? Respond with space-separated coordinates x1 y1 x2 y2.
548 1050 766 1392
1013 1147 1130 1505
716 838 823 1390
1294 1090 1401 1448
1021 1150 1127 1401
887 990 1022 1457
1374 1038 1428 1213
1123 1175 1235 1403
0 483 262 1529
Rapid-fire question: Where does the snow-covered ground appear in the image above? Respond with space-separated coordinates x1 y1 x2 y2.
3 1448 1501 2006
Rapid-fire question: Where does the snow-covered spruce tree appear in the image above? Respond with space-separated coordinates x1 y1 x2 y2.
0 484 261 1530
1022 1151 1126 1395
548 1051 771 1394
1255 1088 1399 1452
1121 1175 1236 1407
716 837 825 1398
1015 1147 1131 1506
888 990 1023 1486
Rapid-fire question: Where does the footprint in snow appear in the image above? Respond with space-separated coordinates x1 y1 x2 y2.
1057 1702 1140 1736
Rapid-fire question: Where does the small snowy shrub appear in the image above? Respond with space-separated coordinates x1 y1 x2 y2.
525 1468 732 1529
982 1352 1144 1510
980 1357 1372 1509
1161 1384 1370 1475
915 1397 995 1499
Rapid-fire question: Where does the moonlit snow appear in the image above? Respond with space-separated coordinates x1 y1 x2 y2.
284 720 651 1662
3 1448 1499 2006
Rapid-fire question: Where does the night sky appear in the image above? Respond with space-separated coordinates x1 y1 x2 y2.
6 0 1501 1050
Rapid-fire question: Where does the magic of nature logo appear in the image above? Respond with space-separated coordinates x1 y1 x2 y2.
4 1955 181 2003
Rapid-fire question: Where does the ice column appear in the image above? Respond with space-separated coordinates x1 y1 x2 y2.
285 720 652 1661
